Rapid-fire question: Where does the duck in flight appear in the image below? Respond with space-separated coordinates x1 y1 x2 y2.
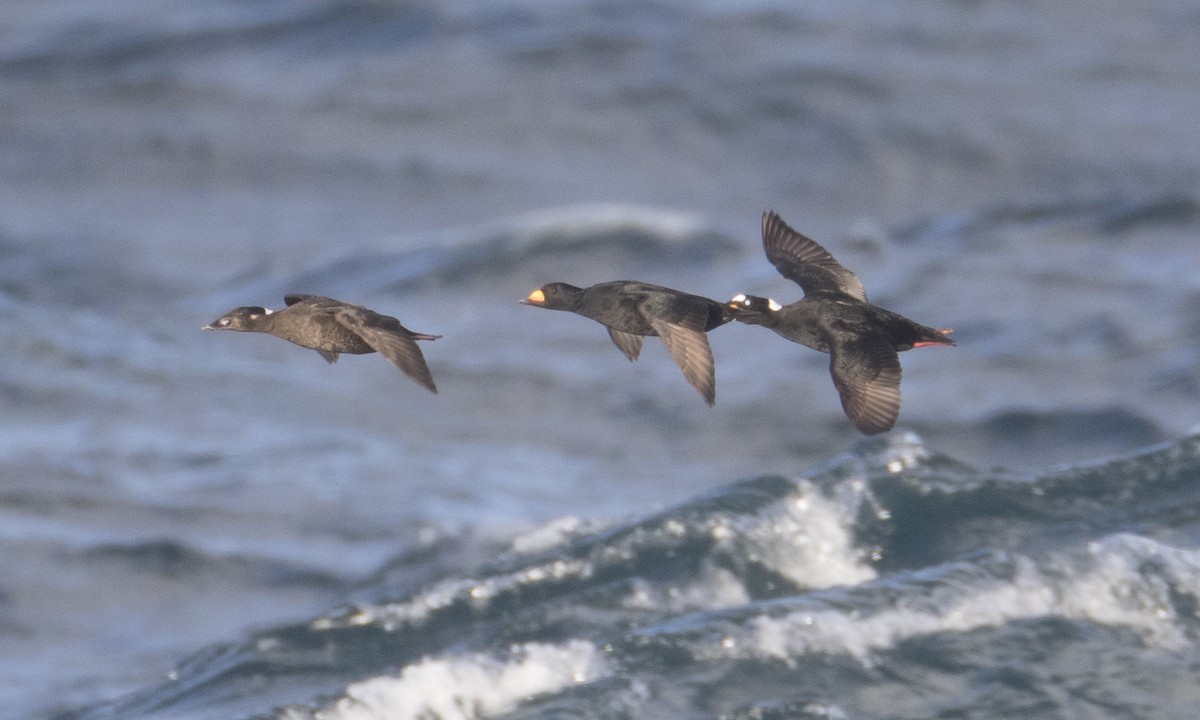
203 294 441 393
728 211 954 434
521 281 732 405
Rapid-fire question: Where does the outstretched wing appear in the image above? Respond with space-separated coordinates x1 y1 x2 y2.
645 302 717 406
762 211 867 302
827 334 901 435
637 292 722 405
335 308 438 394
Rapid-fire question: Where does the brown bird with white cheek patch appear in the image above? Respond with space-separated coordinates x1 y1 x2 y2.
203 294 441 393
521 281 733 405
728 212 955 434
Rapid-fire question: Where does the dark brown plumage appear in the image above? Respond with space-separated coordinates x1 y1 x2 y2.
521 281 732 405
728 212 955 434
203 294 440 393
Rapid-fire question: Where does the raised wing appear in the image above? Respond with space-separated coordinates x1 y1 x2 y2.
762 211 867 302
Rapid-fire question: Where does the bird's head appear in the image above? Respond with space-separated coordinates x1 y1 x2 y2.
520 283 582 310
202 306 273 331
726 293 781 325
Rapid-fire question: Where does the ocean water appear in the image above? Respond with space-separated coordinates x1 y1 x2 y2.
2 1 1199 718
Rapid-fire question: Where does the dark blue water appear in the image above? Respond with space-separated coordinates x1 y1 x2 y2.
2 1 1199 718
50 434 1200 719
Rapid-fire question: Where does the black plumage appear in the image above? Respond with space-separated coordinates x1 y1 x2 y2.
521 281 732 405
729 212 954 434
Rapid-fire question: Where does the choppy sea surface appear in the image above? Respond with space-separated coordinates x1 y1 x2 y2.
2 1 1199 718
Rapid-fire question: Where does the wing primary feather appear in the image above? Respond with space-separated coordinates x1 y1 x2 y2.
761 211 867 302
650 317 717 406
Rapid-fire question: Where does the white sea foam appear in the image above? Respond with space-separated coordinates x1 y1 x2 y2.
303 640 608 720
622 561 752 613
313 555 596 632
621 479 877 615
730 434 934 592
739 479 879 590
749 534 1200 665
877 431 930 475
509 515 587 554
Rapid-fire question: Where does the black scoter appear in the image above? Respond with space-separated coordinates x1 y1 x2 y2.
521 281 732 405
728 211 954 434
203 294 441 393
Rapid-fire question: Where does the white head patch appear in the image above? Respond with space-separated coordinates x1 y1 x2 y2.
768 298 782 311
731 293 747 304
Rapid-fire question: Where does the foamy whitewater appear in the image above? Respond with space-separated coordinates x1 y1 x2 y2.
57 433 1200 720
3 1 1200 718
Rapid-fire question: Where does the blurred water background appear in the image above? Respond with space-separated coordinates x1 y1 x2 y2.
2 1 1199 718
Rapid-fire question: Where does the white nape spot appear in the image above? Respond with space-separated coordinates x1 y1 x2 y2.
262 308 274 315
768 298 783 311
731 293 747 303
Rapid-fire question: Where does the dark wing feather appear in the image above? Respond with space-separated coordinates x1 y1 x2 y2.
607 328 644 361
647 313 717 406
827 335 901 435
335 308 438 394
762 211 867 301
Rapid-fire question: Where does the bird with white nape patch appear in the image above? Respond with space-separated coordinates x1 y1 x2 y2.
728 211 955 434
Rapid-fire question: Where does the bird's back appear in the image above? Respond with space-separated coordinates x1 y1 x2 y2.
579 281 729 335
268 303 375 354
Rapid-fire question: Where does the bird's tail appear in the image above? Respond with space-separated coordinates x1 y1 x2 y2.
913 327 955 348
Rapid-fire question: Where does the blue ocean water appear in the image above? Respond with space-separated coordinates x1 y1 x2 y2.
2 1 1199 718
